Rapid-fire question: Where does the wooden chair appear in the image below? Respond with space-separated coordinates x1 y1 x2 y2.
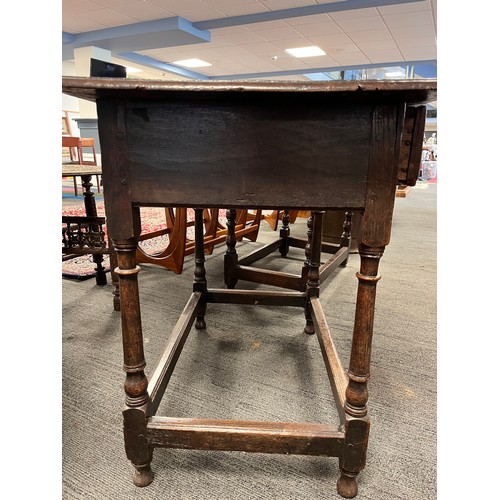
135 208 262 275
262 209 299 230
62 136 83 196
62 136 100 196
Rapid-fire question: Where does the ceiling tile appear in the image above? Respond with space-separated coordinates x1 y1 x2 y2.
218 30 267 44
307 33 352 46
216 62 263 75
79 8 137 26
334 15 386 32
111 1 174 20
249 60 285 71
302 54 338 67
164 48 218 61
396 36 436 49
390 24 436 39
249 26 302 41
245 20 289 30
293 21 343 37
383 11 434 29
377 0 429 15
325 43 362 55
348 29 393 43
209 45 251 56
272 37 310 49
62 12 108 32
285 13 331 26
274 57 311 71
212 25 251 34
64 0 107 14
63 0 437 80
90 0 141 7
239 41 285 55
399 46 437 60
261 0 317 9
332 52 371 66
356 39 398 52
208 34 240 48
202 0 261 6
328 7 379 20
363 48 403 63
147 0 225 21
209 2 270 17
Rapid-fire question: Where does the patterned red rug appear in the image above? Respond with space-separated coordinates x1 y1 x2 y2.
61 205 258 279
62 203 201 279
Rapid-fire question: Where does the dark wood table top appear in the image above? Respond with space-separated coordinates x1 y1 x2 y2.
62 77 437 104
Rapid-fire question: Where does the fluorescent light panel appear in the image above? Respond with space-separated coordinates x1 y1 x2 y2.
285 46 326 58
173 58 212 68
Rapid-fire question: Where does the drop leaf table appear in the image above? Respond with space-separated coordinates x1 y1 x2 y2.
62 77 436 498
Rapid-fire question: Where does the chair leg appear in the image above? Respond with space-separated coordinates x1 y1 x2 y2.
73 176 78 196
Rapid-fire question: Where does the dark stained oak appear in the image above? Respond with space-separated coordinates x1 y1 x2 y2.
148 417 345 456
63 77 436 498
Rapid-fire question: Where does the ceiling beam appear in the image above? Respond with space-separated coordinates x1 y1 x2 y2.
117 52 209 80
62 17 210 60
193 0 425 30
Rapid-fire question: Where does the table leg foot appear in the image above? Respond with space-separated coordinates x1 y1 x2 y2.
132 463 154 487
94 266 107 285
303 305 315 335
303 299 315 335
337 469 358 498
303 323 315 335
195 319 206 329
93 254 107 285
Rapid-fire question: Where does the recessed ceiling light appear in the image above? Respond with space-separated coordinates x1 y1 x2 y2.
173 58 212 68
126 66 142 73
285 46 326 58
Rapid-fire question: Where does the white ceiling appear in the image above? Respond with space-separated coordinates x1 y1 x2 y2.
62 0 437 81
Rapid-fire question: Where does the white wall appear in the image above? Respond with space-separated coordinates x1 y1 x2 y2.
62 61 80 136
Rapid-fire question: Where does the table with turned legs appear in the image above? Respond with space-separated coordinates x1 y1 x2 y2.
62 77 436 498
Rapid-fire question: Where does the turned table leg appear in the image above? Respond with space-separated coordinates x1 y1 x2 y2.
193 208 208 329
304 211 324 335
278 209 291 257
337 243 384 498
340 211 353 267
114 238 154 487
224 208 238 289
81 173 107 286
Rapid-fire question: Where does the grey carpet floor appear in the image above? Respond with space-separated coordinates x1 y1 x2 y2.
62 183 436 499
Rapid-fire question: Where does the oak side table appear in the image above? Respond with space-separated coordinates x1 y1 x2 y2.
62 77 436 498
61 163 109 285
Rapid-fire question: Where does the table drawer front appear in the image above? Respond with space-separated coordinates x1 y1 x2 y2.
123 101 372 209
